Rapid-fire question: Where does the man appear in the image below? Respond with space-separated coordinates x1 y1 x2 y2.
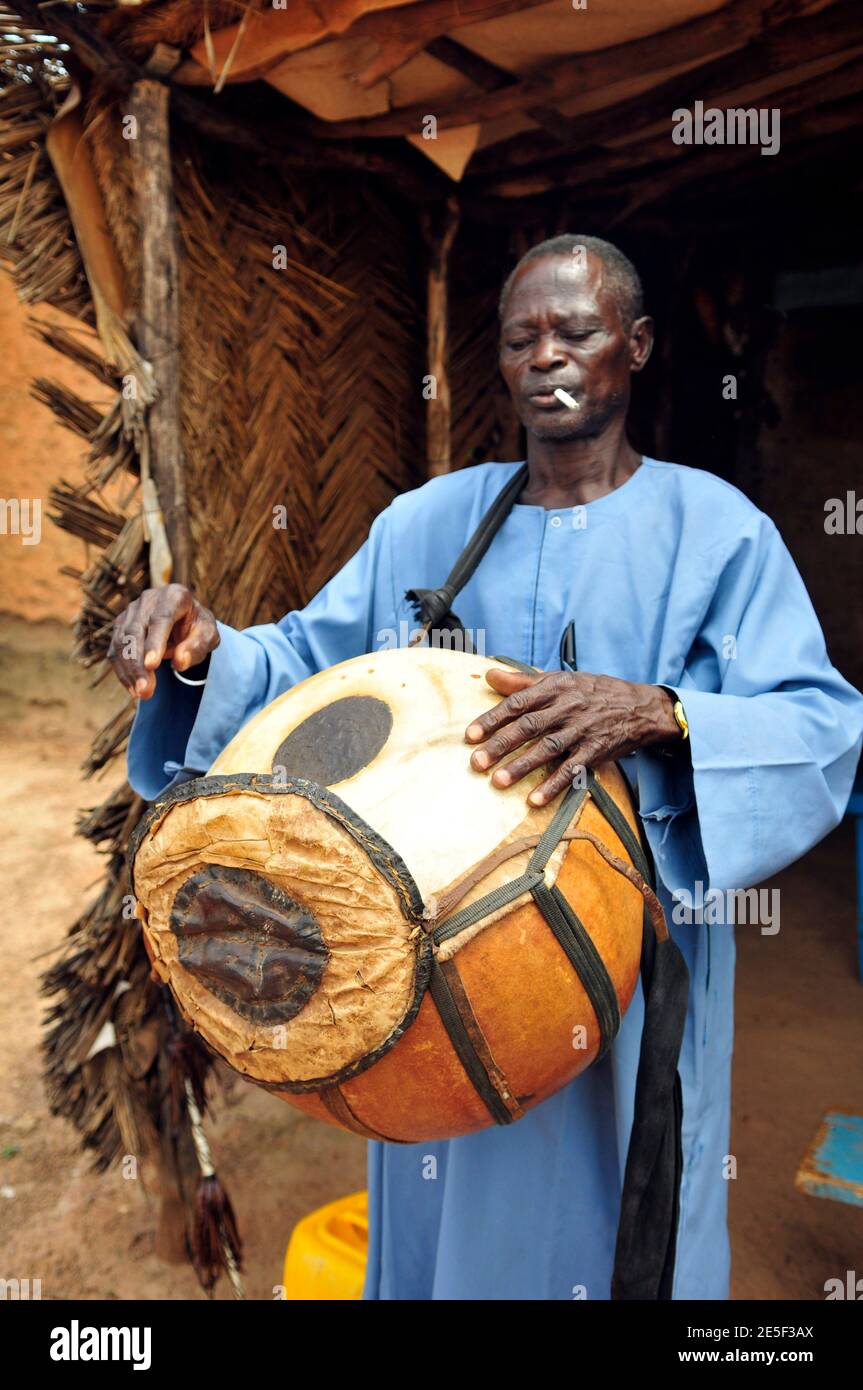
114 234 863 1299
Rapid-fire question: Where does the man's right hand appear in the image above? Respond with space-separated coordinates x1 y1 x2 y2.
108 584 220 699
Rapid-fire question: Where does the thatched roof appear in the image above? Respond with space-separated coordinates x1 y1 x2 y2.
6 0 861 203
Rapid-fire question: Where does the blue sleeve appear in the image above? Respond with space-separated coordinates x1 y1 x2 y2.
127 507 396 800
636 516 863 894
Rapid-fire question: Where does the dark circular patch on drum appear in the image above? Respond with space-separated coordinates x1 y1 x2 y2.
271 695 393 786
171 864 328 1026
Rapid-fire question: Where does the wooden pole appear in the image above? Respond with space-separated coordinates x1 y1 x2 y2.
129 79 195 1266
129 79 191 587
424 197 460 477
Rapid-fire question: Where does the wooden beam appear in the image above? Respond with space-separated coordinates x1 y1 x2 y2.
423 198 460 476
529 94 863 231
301 0 822 139
468 0 863 175
425 35 570 142
457 77 863 224
458 111 863 226
474 50 863 198
425 35 515 92
129 80 191 587
179 0 553 86
607 95 863 224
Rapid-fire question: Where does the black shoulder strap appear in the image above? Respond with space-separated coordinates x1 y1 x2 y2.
405 463 529 641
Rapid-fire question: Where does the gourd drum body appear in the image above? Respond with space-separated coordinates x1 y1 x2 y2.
131 647 649 1143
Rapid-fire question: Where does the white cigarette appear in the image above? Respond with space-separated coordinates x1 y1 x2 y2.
553 387 579 409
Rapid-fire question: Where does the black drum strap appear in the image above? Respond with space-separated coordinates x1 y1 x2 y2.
405 463 529 643
428 959 519 1127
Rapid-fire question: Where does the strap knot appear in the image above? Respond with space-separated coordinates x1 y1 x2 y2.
404 585 460 631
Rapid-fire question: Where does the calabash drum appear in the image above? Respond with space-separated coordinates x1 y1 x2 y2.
130 646 667 1144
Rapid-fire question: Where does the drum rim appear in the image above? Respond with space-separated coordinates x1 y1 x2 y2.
129 770 436 1093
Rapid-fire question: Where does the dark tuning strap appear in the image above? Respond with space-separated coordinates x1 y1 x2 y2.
405 463 529 641
428 958 515 1127
530 882 621 1059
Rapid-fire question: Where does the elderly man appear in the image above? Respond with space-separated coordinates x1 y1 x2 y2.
114 234 863 1300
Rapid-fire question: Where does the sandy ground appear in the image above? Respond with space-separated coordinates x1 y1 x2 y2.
0 614 861 1300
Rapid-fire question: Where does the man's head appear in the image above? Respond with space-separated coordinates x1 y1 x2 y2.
498 234 653 443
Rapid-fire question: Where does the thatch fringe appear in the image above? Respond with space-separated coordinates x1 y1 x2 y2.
30 377 104 440
26 315 115 386
76 781 139 848
41 827 157 1170
0 82 92 321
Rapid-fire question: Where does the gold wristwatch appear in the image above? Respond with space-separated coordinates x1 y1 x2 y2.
671 697 689 741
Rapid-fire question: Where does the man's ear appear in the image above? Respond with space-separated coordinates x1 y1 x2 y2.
629 315 654 373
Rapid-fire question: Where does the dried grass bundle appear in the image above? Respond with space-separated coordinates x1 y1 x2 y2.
0 80 92 321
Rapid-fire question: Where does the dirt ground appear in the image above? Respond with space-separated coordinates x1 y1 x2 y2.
0 614 861 1300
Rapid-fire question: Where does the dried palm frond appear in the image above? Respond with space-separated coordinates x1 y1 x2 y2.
76 781 139 849
84 705 135 775
27 316 114 386
47 478 126 548
0 79 91 321
30 378 105 440
42 854 155 1172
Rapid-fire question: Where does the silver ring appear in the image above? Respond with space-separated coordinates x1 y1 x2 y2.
173 668 208 687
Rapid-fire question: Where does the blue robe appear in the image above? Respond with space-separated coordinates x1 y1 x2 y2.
127 457 863 1300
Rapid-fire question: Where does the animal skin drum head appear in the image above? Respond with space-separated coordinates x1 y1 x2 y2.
131 647 657 1142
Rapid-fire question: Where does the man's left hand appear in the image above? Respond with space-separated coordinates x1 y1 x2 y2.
465 667 681 807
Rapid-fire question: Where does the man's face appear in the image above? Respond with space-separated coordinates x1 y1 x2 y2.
498 251 652 442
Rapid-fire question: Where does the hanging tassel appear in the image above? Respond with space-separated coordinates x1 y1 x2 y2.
192 1172 244 1295
185 1076 245 1299
159 994 243 1295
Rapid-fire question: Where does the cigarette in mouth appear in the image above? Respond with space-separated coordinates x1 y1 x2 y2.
553 388 580 410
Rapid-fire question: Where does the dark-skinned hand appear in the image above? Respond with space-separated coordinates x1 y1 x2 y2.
465 667 681 806
108 584 220 699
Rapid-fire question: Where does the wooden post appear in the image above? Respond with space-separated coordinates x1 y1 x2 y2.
424 197 460 477
129 79 195 1267
129 79 191 587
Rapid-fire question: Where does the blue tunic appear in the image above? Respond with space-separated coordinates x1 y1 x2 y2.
127 458 863 1300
